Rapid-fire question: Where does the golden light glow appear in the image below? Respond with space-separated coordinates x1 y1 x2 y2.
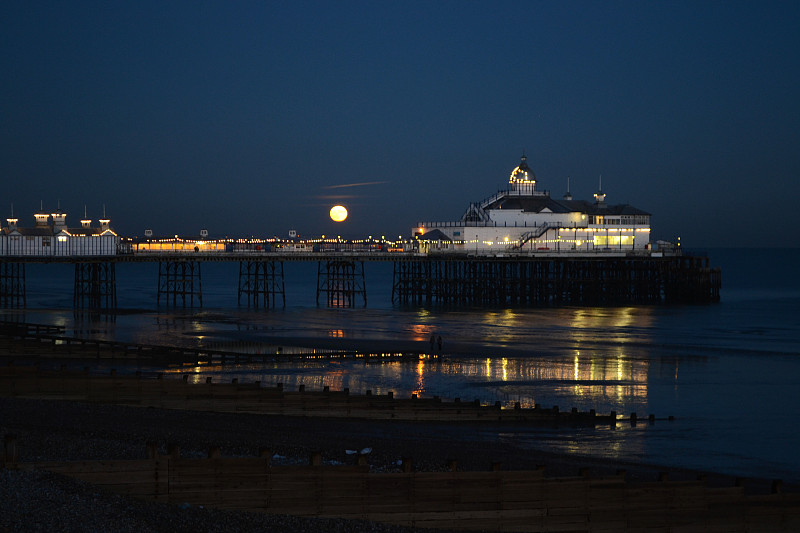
413 359 426 397
509 163 535 185
135 241 225 252
593 235 634 246
329 205 348 222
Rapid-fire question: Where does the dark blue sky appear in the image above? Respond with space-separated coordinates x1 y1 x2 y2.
3 1 798 247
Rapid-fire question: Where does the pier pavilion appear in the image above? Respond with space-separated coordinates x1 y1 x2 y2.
414 154 651 254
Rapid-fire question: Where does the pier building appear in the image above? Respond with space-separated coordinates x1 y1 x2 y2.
0 208 118 256
132 236 226 253
414 154 651 254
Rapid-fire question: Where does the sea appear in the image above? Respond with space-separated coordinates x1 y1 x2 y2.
3 247 799 483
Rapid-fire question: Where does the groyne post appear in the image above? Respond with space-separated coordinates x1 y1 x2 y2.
2 434 17 467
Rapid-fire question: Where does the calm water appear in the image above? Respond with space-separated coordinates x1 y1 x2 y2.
4 248 800 482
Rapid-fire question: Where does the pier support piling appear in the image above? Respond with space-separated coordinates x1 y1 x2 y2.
157 260 202 307
392 256 720 306
0 262 26 308
316 260 366 308
73 262 116 310
238 260 285 308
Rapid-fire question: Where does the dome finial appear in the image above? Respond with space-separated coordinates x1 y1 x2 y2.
594 174 606 204
509 152 536 189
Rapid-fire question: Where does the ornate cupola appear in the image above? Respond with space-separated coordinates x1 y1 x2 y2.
509 153 537 194
7 204 18 231
34 201 49 226
80 205 92 229
99 205 110 232
51 208 68 231
593 175 606 205
33 213 49 227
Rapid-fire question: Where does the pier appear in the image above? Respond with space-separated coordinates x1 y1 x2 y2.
0 171 721 310
0 249 720 309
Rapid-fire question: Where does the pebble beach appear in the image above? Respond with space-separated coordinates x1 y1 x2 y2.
2 384 789 533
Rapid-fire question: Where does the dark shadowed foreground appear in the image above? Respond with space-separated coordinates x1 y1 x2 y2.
3 394 799 532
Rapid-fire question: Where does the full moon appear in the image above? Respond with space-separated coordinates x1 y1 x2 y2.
329 205 348 222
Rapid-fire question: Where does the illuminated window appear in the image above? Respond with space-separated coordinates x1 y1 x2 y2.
594 235 634 246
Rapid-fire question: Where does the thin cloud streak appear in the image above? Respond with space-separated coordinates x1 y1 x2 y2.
316 195 360 200
299 202 368 208
323 181 388 189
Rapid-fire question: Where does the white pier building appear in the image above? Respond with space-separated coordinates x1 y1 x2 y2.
0 207 119 256
414 154 651 254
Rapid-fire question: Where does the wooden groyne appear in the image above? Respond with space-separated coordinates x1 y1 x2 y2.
392 255 721 306
0 320 65 336
0 365 641 425
5 443 798 532
0 331 415 366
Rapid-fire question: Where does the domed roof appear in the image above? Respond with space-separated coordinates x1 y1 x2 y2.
509 154 536 184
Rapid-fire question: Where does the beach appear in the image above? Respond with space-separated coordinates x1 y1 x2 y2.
0 394 761 533
2 349 794 532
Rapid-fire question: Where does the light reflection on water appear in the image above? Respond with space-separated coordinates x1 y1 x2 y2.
157 349 652 413
106 301 799 483
160 354 653 464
